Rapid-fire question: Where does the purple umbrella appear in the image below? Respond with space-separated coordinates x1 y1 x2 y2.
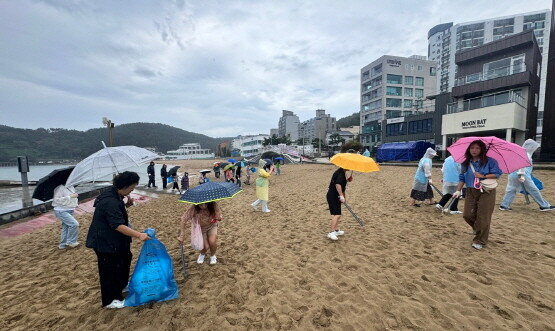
447 136 530 174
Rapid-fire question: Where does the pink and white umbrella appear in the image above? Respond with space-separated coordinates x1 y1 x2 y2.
447 136 530 174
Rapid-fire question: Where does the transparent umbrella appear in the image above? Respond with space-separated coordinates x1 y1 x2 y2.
65 143 159 187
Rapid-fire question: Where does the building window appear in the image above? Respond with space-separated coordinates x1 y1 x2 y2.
430 67 436 76
386 86 403 96
408 119 433 134
362 71 369 81
415 77 424 86
535 93 539 107
415 89 424 98
404 99 413 108
386 74 403 84
404 88 413 97
417 65 423 71
386 98 402 108
386 122 407 136
483 54 525 79
371 64 382 76
405 76 413 85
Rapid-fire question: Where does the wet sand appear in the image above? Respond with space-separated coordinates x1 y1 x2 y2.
1 159 554 330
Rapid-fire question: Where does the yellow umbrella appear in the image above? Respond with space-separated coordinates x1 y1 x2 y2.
330 153 380 173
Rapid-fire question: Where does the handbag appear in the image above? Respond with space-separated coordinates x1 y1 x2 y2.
190 216 204 251
469 163 498 192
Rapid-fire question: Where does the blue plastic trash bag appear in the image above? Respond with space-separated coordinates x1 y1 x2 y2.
167 176 173 184
124 228 179 307
519 175 544 194
250 167 256 173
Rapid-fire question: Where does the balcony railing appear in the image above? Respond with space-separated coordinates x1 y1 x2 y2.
446 90 525 114
454 63 526 87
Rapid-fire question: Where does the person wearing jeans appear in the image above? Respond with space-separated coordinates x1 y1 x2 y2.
52 184 80 249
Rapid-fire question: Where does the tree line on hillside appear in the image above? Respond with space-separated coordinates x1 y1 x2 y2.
0 123 230 162
336 112 360 130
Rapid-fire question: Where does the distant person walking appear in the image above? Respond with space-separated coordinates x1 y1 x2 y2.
435 156 463 214
199 171 210 185
235 163 242 187
452 140 502 250
409 148 437 207
499 139 555 212
160 164 168 189
52 184 80 249
275 160 281 175
147 161 156 188
171 172 180 193
251 159 274 212
181 172 190 191
326 167 348 241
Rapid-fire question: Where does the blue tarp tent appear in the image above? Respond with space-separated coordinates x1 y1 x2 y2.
376 141 435 162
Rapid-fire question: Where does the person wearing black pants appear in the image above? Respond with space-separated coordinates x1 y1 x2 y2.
160 164 168 189
147 162 156 188
86 172 150 309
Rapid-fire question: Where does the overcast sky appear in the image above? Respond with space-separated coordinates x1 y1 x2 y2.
0 0 551 137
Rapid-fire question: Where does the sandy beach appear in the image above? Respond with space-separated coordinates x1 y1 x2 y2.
1 159 554 330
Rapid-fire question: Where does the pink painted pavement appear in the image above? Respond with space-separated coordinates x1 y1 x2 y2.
0 193 153 239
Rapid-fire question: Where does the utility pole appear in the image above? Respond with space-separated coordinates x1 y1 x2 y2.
102 117 115 147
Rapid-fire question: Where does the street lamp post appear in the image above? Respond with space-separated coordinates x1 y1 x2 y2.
102 117 114 147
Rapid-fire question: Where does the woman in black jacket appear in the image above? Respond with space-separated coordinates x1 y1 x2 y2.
86 171 150 309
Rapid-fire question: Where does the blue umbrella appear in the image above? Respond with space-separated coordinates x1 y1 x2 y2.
178 182 242 205
228 158 236 163
275 157 284 160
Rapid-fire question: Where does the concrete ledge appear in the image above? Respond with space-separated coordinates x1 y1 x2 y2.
0 186 111 225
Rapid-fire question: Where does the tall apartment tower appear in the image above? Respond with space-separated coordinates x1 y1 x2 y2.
428 9 551 142
359 55 437 147
278 110 300 141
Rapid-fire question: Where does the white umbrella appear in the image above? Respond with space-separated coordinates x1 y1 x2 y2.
65 143 158 187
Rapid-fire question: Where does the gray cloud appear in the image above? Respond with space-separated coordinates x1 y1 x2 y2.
1 0 551 138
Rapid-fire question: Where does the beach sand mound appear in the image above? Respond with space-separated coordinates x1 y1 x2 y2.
1 160 554 330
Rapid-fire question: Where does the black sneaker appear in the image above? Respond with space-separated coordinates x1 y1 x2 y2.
499 206 512 211
540 206 555 212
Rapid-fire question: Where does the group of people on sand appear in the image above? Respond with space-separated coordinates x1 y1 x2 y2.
146 161 190 193
407 139 554 251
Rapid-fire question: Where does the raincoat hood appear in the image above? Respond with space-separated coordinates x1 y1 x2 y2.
522 139 539 158
258 159 266 168
424 148 437 159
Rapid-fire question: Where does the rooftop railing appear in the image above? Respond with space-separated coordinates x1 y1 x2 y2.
454 63 526 87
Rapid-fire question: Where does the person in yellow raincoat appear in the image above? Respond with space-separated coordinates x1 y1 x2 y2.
251 159 274 212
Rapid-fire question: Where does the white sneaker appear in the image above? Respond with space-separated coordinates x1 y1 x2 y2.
251 203 258 210
449 211 463 215
435 204 443 211
105 300 125 309
197 254 206 264
67 242 80 248
262 209 271 213
327 232 339 241
471 243 483 250
335 230 345 236
209 255 217 265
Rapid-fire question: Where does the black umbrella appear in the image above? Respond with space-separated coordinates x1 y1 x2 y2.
32 166 75 201
167 166 180 177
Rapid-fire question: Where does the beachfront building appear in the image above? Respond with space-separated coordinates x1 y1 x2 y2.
359 55 437 150
428 9 552 142
278 110 300 142
165 143 215 160
232 134 269 158
299 109 337 153
442 30 542 149
541 0 555 161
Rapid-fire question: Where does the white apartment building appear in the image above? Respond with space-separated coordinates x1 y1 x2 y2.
278 110 300 141
299 109 337 146
359 55 437 147
231 134 269 157
428 9 551 141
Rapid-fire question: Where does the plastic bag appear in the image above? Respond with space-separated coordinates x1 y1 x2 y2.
191 217 204 251
124 228 179 307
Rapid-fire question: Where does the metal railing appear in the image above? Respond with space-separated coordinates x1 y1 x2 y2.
454 63 526 86
446 90 525 114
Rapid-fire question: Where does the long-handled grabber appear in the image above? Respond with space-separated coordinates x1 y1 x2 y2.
343 202 364 227
180 244 188 278
521 183 531 204
430 183 443 197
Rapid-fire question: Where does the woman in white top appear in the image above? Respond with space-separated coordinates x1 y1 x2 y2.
52 184 80 249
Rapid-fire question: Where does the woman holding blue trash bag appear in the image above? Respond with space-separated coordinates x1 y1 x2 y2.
85 171 150 309
499 139 555 212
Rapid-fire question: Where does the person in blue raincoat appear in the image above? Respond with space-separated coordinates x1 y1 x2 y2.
499 139 554 212
409 148 437 207
434 156 463 214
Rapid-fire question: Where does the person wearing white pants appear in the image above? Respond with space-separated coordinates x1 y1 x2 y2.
251 159 274 213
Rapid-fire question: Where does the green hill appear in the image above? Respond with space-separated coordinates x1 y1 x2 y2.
336 112 360 129
0 123 231 162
